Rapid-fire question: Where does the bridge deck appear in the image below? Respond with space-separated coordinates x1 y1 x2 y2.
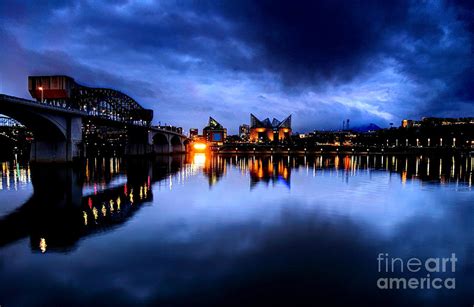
0 94 87 116
0 94 187 139
150 127 186 138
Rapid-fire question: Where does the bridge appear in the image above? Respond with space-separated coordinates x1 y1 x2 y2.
0 75 188 162
0 115 31 142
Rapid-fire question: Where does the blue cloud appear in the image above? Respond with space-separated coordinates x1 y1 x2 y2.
0 0 472 133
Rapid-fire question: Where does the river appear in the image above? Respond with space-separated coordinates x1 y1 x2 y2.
0 154 472 306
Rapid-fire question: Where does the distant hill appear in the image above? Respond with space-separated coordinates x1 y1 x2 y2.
351 123 382 132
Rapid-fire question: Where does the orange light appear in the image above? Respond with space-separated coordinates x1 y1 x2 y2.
38 86 43 90
193 143 207 150
193 153 206 166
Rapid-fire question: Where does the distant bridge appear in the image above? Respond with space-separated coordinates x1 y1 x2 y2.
0 115 29 144
0 75 188 162
0 115 24 127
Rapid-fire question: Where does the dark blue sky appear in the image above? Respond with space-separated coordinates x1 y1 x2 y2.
0 0 473 133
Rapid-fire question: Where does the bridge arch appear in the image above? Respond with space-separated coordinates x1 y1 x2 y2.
153 133 170 154
0 110 77 162
170 135 184 153
0 95 83 162
0 111 66 141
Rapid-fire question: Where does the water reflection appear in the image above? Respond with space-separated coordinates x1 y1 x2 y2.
0 156 184 252
248 156 291 188
0 153 471 254
0 161 32 191
0 153 472 306
200 153 226 187
200 154 472 189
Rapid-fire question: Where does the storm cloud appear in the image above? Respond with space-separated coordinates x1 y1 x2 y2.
0 0 472 132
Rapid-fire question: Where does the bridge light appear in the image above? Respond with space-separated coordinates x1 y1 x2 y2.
39 238 47 253
193 143 207 151
38 86 44 103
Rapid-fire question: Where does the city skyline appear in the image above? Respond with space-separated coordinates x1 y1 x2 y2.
1 1 473 134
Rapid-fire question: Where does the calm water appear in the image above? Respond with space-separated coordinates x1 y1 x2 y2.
0 154 472 306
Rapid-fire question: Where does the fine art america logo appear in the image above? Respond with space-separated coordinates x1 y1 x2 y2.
377 253 457 290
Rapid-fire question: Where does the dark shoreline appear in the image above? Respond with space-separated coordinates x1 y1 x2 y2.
212 145 472 156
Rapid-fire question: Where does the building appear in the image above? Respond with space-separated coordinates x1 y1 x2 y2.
421 117 474 126
401 120 413 128
239 124 250 140
203 117 227 144
401 119 421 128
189 128 198 139
249 114 292 143
401 117 474 129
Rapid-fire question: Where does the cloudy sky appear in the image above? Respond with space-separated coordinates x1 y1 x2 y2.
0 0 473 133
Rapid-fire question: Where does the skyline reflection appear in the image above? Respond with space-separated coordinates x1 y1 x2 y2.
196 154 472 189
1 153 471 252
0 153 472 306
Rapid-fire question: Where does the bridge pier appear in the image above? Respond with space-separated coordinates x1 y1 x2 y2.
30 116 83 163
125 127 153 156
125 143 154 155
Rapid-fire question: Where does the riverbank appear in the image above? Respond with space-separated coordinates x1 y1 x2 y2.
213 144 473 156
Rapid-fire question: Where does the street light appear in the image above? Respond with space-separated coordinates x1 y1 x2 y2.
38 86 44 103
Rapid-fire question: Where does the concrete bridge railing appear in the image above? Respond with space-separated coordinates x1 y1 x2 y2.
126 128 187 155
0 94 188 162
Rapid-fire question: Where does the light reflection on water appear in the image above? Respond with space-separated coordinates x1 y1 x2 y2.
0 154 472 306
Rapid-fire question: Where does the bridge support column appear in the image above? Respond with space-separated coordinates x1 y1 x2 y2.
170 134 185 154
125 128 154 156
126 143 154 155
153 143 171 154
30 116 83 163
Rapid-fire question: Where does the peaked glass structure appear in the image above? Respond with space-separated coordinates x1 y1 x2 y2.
249 114 292 143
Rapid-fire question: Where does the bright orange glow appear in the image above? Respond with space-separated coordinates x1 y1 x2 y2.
38 86 43 90
193 143 207 150
193 153 206 166
39 238 47 253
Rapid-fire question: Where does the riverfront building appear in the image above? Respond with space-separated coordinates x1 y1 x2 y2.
189 128 198 139
239 124 250 140
203 117 227 145
249 114 292 143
